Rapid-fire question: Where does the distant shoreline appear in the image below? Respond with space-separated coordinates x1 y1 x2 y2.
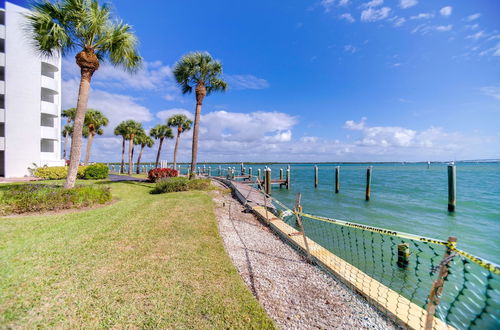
102 160 500 165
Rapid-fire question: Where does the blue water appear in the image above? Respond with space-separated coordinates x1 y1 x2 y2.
193 163 500 264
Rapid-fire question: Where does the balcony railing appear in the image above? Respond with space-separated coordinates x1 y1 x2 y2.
41 76 58 93
41 126 59 140
41 101 58 117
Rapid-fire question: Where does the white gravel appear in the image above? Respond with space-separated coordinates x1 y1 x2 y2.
211 184 398 329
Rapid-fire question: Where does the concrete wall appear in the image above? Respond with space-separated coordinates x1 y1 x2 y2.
4 1 63 177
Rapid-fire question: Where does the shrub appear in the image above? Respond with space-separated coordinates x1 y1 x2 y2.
148 168 179 182
33 166 88 180
151 177 212 194
83 163 109 179
34 166 67 180
0 184 112 215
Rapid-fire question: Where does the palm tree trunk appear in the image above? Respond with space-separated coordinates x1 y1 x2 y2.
84 132 94 165
120 137 125 174
64 70 92 188
137 145 145 174
128 134 134 175
173 129 181 170
63 132 68 160
155 137 164 168
190 93 204 178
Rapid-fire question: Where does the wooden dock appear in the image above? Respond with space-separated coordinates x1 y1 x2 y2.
213 177 453 330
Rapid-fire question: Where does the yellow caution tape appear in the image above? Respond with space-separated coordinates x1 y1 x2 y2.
447 246 500 275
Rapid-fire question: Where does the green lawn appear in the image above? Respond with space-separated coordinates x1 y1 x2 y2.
0 181 274 328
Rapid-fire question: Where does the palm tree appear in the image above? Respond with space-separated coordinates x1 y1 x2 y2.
114 122 128 174
135 133 154 174
61 108 76 160
149 124 173 168
122 120 143 175
173 52 227 178
167 114 192 170
26 0 141 188
83 109 108 164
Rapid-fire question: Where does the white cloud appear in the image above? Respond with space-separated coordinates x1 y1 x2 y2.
338 0 350 6
480 86 500 100
62 78 153 133
339 13 355 23
62 58 173 91
465 23 479 30
344 44 359 53
399 0 417 9
320 0 335 12
466 31 485 40
465 13 481 22
360 0 384 9
436 25 453 32
361 7 391 22
225 74 270 90
156 108 194 121
393 17 406 27
440 6 452 17
410 13 434 20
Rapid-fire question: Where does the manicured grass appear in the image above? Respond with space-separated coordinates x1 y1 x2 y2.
0 181 274 328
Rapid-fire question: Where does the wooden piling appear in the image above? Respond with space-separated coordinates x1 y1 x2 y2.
257 169 261 181
208 167 211 176
227 167 231 179
286 166 291 189
366 166 372 201
314 165 318 188
397 243 410 268
279 168 283 180
425 236 457 329
218 166 222 176
241 163 244 174
448 164 456 212
265 168 272 195
335 166 340 194
249 167 252 177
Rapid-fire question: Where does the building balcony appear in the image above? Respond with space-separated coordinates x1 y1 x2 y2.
41 101 58 117
41 56 60 70
0 108 4 122
41 126 59 140
41 76 58 94
0 53 4 67
0 81 4 94
40 151 60 161
0 25 4 40
0 137 4 150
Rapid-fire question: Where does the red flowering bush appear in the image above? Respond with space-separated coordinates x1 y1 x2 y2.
148 168 179 182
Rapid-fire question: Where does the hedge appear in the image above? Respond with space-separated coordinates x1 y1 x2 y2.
148 168 179 182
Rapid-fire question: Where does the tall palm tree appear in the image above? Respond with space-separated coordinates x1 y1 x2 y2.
167 114 192 170
61 108 76 160
173 52 227 178
122 120 143 175
83 109 108 164
135 133 154 174
114 121 128 174
26 0 141 188
149 124 173 168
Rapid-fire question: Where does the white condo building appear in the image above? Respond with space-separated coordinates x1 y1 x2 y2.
0 1 64 178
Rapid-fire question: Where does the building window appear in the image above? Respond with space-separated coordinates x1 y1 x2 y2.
0 123 4 137
41 63 56 78
41 139 54 152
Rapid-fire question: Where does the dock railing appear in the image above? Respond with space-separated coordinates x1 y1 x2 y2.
213 170 499 330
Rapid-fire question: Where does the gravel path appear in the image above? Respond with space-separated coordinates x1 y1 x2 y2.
211 184 398 329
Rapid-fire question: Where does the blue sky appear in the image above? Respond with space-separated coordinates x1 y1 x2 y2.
22 0 500 162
